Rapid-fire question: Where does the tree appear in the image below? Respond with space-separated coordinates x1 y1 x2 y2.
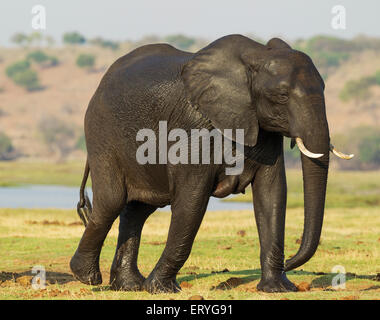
10 33 28 47
38 117 75 160
332 126 380 170
5 60 30 78
75 134 86 151
358 135 380 165
339 72 380 102
12 69 41 91
63 32 86 45
76 54 95 70
165 34 196 50
5 60 41 91
283 137 301 168
28 32 43 46
0 132 14 160
27 50 49 63
27 50 59 67
89 37 119 50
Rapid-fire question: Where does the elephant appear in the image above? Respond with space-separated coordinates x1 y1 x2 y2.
70 34 353 293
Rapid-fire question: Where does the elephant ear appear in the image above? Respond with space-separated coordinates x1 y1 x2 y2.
181 36 260 147
267 38 292 49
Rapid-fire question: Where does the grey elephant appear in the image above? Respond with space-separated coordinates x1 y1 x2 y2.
70 34 352 293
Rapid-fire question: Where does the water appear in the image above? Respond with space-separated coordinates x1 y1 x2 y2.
0 185 252 211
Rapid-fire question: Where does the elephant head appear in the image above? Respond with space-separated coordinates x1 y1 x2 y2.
182 35 352 271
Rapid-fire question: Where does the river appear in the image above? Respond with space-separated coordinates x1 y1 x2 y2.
0 185 252 211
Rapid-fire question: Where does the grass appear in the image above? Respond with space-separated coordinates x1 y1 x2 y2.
227 169 380 208
1 161 379 209
0 161 86 187
0 207 379 300
0 162 379 299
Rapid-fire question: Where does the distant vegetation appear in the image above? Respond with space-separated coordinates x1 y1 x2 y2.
340 71 380 102
285 127 380 171
294 35 380 79
332 126 380 170
62 31 86 45
76 54 95 70
3 32 380 165
5 60 41 91
0 132 14 160
10 32 55 47
75 134 86 151
284 138 300 167
4 49 59 91
27 50 59 67
164 34 196 50
38 117 76 160
89 37 119 50
5 60 30 78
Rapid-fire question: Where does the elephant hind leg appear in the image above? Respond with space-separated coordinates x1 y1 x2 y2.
70 159 127 285
110 201 156 291
143 182 212 294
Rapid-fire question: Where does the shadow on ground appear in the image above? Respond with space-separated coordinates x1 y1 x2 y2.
177 268 380 291
3 268 377 293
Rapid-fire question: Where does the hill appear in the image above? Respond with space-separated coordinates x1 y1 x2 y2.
0 34 379 168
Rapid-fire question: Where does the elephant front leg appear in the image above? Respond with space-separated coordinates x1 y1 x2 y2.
143 188 210 294
252 157 298 293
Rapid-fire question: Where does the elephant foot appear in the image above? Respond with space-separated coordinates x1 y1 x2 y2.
143 275 181 294
70 251 102 285
257 272 298 293
110 270 146 291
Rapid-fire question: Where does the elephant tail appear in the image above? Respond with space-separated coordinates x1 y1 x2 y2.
76 159 92 227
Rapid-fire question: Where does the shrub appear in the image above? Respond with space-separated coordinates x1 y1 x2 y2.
5 60 41 91
89 37 119 50
358 135 380 165
304 35 358 53
165 34 196 50
76 54 95 69
10 33 29 46
63 32 86 45
38 117 75 159
6 60 30 78
374 70 380 85
340 75 377 102
0 132 13 159
27 50 49 63
27 50 59 67
48 56 59 66
75 134 86 151
11 69 40 91
284 138 300 167
332 126 380 170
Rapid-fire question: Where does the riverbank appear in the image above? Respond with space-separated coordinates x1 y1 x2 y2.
0 161 86 187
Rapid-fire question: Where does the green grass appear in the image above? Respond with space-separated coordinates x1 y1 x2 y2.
0 163 379 299
0 207 379 300
227 169 380 208
0 161 87 187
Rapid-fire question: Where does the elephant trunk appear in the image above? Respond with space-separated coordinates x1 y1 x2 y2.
284 127 330 271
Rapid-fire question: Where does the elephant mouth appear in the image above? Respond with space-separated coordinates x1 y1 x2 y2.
291 137 354 160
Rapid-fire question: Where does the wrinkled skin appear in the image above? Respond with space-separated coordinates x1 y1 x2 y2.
70 35 330 293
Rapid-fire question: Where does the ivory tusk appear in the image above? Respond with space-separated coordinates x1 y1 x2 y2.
330 144 354 160
295 137 324 159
